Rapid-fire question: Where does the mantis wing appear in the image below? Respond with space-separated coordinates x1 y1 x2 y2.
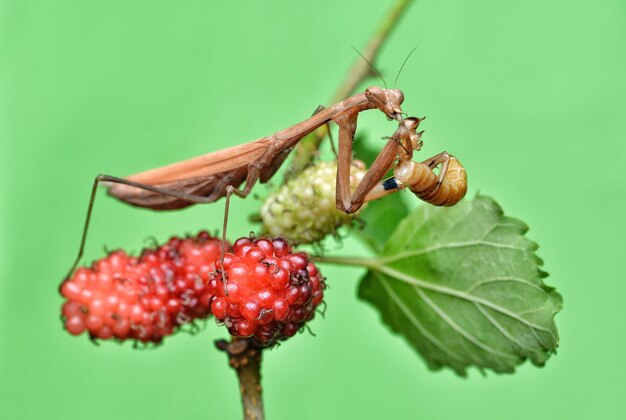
107 137 272 210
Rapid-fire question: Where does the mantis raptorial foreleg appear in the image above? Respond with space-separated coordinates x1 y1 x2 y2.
334 115 420 214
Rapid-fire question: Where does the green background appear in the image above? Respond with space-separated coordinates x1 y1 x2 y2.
1 0 624 418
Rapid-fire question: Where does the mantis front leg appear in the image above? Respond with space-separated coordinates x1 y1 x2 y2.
334 111 401 214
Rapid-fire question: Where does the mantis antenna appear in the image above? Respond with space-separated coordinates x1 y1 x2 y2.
350 46 387 89
393 47 418 87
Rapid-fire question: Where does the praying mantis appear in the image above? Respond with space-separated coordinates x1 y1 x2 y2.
66 86 467 279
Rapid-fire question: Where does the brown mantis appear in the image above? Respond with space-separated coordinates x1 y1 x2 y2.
67 86 467 280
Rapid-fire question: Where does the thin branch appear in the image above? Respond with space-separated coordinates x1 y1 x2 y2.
333 0 414 103
216 338 265 420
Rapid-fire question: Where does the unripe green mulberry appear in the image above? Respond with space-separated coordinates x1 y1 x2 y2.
260 161 367 244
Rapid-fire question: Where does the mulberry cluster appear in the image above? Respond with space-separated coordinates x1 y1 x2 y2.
208 237 326 346
60 232 228 343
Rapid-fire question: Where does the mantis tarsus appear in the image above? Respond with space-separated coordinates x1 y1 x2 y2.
67 86 466 281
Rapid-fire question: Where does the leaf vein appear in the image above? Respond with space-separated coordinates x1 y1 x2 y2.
474 303 536 352
414 287 520 360
377 275 469 364
479 222 522 240
374 265 557 342
379 240 528 264
465 276 544 293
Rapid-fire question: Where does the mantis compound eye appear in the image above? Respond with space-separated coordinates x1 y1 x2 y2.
388 89 404 106
365 86 385 102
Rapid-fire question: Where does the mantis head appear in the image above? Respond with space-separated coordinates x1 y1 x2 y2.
365 86 404 120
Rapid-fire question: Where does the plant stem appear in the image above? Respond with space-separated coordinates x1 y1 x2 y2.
216 338 265 420
332 0 414 103
285 0 415 179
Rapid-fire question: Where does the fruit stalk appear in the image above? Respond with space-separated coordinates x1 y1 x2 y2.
216 338 265 420
315 255 378 269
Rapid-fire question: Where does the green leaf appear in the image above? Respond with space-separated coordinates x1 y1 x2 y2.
357 195 563 376
356 194 409 252
352 135 409 251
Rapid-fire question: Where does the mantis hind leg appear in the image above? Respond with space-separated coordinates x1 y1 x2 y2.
67 174 235 281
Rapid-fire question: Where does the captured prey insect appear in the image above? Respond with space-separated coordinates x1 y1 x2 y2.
393 152 467 206
356 117 467 207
